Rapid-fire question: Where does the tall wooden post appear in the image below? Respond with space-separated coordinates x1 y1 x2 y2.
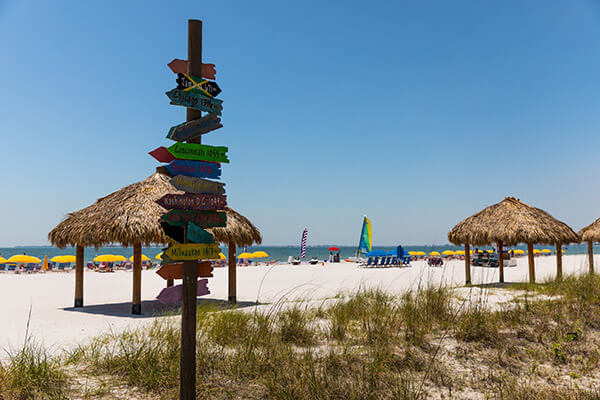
228 241 237 303
498 241 504 283
74 245 84 307
132 242 142 314
180 19 202 400
588 240 595 274
464 243 471 285
556 243 562 280
527 242 535 283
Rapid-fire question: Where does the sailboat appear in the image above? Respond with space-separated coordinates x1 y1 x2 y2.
347 215 372 262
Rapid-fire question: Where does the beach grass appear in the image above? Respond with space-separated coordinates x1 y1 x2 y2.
9 273 600 399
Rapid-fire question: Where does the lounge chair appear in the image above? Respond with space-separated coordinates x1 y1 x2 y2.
378 257 385 267
7 265 15 271
390 256 397 266
364 257 373 267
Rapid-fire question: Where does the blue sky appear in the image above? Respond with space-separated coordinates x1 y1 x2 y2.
1 0 600 246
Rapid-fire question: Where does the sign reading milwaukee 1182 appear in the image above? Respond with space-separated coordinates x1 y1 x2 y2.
156 193 227 210
165 243 221 261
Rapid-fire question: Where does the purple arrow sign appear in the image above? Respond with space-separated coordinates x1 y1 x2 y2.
156 193 227 211
165 159 221 179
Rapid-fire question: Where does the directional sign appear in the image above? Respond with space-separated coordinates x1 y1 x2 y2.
149 147 175 163
177 74 222 98
170 175 225 195
167 59 216 80
156 261 214 280
161 210 227 228
166 114 222 142
187 222 215 244
166 89 223 115
165 160 221 179
165 243 221 261
156 193 227 211
168 142 229 164
156 279 210 305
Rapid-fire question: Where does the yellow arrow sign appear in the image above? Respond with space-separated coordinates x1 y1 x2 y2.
164 243 221 261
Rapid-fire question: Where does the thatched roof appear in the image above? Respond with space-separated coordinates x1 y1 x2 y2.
579 218 600 242
448 197 579 246
48 172 261 248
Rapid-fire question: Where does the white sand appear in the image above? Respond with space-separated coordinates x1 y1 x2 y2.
1 254 597 353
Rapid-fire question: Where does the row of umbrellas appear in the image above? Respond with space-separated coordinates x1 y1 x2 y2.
411 249 560 256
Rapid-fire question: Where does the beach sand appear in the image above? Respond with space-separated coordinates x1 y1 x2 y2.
1 254 597 353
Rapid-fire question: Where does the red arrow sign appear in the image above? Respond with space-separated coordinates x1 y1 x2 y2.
156 261 213 280
167 59 216 79
149 147 175 163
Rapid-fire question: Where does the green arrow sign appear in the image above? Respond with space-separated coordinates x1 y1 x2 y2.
167 142 229 163
187 222 215 244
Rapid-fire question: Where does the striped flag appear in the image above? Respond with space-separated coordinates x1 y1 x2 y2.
300 228 308 258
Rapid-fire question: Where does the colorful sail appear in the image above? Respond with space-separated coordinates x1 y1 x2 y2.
300 228 308 258
357 216 372 257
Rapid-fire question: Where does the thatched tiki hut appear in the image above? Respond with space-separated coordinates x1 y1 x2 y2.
578 218 600 273
448 197 579 284
48 172 261 314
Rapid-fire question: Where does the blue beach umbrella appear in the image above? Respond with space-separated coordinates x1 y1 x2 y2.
366 250 387 257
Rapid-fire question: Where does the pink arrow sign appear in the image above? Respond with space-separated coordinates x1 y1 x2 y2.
167 59 216 80
149 147 175 163
156 279 210 305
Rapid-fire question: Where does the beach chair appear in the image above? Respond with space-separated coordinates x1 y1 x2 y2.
7 265 15 271
378 257 385 267
390 256 397 266
364 257 373 267
402 255 411 266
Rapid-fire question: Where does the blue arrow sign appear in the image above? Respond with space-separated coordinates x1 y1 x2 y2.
165 159 221 179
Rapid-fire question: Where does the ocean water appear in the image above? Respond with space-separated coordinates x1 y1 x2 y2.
0 243 596 264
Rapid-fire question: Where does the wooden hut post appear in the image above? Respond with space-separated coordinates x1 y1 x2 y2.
464 244 471 285
588 240 595 274
498 241 504 283
74 245 84 307
556 243 562 280
527 242 535 283
228 241 237 304
132 242 142 314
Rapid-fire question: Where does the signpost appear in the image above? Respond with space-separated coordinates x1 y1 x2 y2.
168 58 216 80
168 142 229 163
156 193 227 210
165 159 221 179
177 73 222 98
166 88 223 115
170 175 225 195
166 114 222 142
165 243 221 261
187 222 215 243
161 209 227 228
157 261 214 280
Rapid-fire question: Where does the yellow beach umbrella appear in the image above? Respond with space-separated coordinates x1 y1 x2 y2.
532 249 541 254
442 250 455 256
455 250 465 255
541 249 552 254
252 251 269 258
0 256 7 263
155 252 163 260
93 255 127 263
219 252 226 260
416 251 426 256
486 250 494 254
7 255 41 264
237 252 254 258
51 255 76 263
408 251 418 256
429 251 441 256
129 255 150 261
512 249 525 255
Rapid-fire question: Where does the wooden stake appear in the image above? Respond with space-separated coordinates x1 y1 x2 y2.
556 243 562 281
74 245 84 307
588 240 595 274
132 242 142 314
498 241 504 283
180 18 202 400
527 242 535 283
228 241 237 303
464 243 471 285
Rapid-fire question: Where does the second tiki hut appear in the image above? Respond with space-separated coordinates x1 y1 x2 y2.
448 197 579 284
578 218 600 274
48 172 261 314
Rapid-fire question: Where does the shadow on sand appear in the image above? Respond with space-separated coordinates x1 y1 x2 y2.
62 298 260 318
470 281 535 290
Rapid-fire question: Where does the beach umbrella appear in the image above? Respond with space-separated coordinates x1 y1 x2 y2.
366 250 387 257
328 247 340 251
129 255 150 261
7 255 41 264
219 253 226 260
512 249 525 255
416 251 426 256
408 251 418 256
0 256 6 263
531 249 541 254
429 251 441 256
455 250 465 255
237 252 254 258
252 251 269 258
93 254 127 263
155 252 163 260
442 250 455 256
486 250 494 254
541 249 552 254
51 255 76 263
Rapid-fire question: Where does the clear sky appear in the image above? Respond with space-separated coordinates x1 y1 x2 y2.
1 1 600 247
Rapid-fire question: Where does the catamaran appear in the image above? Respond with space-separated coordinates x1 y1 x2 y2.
347 215 372 262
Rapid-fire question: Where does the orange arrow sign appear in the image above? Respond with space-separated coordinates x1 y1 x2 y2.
167 59 216 80
156 261 213 280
